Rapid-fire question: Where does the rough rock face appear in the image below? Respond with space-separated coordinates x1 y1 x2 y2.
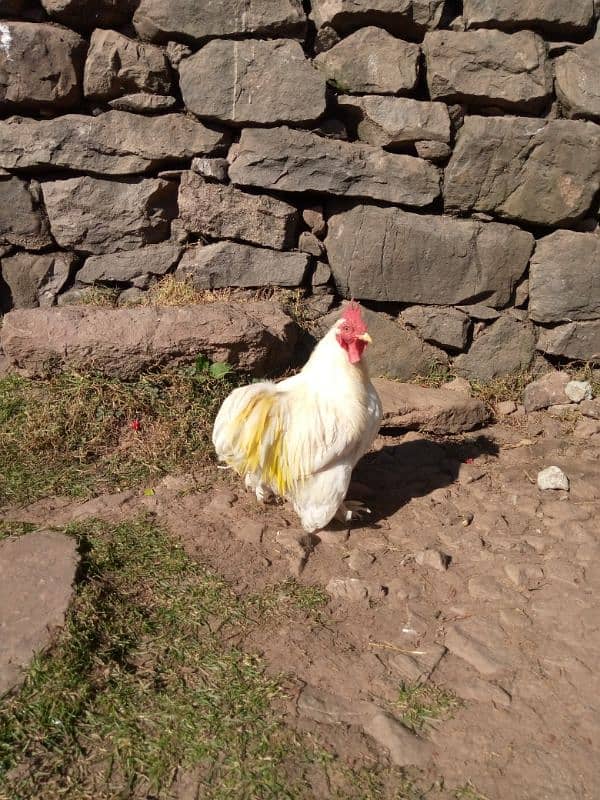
133 0 306 44
444 116 600 226
310 0 445 37
523 371 570 412
175 242 309 289
41 177 176 254
2 251 75 307
0 303 300 378
0 22 85 111
423 29 552 112
178 172 298 250
180 39 326 126
462 0 595 36
0 531 80 697
454 315 536 379
529 231 600 323
76 242 182 285
337 95 450 146
537 321 600 362
84 29 172 101
0 177 52 251
555 41 600 122
229 127 440 206
325 204 533 306
40 0 137 28
401 305 471 351
108 93 176 114
374 377 489 433
0 113 228 175
314 27 419 95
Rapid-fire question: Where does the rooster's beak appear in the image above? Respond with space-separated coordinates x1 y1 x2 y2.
358 332 372 344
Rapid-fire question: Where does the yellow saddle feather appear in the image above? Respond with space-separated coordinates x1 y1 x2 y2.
226 391 294 496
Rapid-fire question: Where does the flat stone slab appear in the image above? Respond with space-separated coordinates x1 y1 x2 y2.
0 303 299 379
0 112 227 176
0 531 79 697
373 378 489 434
229 126 440 207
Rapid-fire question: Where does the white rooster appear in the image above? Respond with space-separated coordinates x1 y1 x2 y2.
212 302 382 532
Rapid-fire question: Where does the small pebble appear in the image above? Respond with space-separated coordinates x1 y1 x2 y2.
415 548 451 572
537 466 569 492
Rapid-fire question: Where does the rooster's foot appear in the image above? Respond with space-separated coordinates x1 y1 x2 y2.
255 484 275 504
335 500 372 524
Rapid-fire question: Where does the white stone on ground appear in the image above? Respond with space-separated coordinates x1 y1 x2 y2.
537 466 570 491
565 380 593 403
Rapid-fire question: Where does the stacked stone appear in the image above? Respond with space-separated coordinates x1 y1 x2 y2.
0 0 599 378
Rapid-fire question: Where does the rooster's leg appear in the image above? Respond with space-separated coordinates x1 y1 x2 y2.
335 500 372 524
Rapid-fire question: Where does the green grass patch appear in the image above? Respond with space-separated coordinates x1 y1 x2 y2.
394 682 461 734
0 365 238 507
0 518 420 800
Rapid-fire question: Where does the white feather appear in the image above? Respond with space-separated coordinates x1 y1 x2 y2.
212 318 382 531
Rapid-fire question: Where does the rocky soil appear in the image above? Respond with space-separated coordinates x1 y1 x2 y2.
3 375 600 799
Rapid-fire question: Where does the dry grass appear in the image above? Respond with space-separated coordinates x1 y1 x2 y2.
0 365 238 506
468 371 534 406
72 287 120 307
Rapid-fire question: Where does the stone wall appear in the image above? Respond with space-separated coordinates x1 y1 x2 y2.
1 0 599 379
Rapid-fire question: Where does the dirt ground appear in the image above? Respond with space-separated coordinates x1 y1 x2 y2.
6 410 600 800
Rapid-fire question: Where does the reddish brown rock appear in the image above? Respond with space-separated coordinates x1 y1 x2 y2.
373 377 489 434
0 303 299 378
0 531 79 696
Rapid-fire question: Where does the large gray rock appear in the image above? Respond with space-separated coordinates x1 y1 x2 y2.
178 172 298 250
374 377 489 433
133 0 306 44
529 231 600 323
76 243 182 285
0 21 85 111
316 306 447 379
175 242 309 289
463 0 595 36
454 315 536 379
444 116 600 226
229 127 440 206
41 176 176 254
0 531 79 697
313 26 419 95
555 41 600 122
423 29 551 112
0 177 52 251
310 0 445 37
325 204 533 306
401 305 471 351
337 95 450 146
537 321 600 363
0 303 299 378
2 251 75 308
180 39 326 126
40 0 137 28
84 28 171 101
0 112 228 175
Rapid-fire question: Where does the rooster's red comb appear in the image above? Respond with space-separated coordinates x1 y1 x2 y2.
341 300 367 332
